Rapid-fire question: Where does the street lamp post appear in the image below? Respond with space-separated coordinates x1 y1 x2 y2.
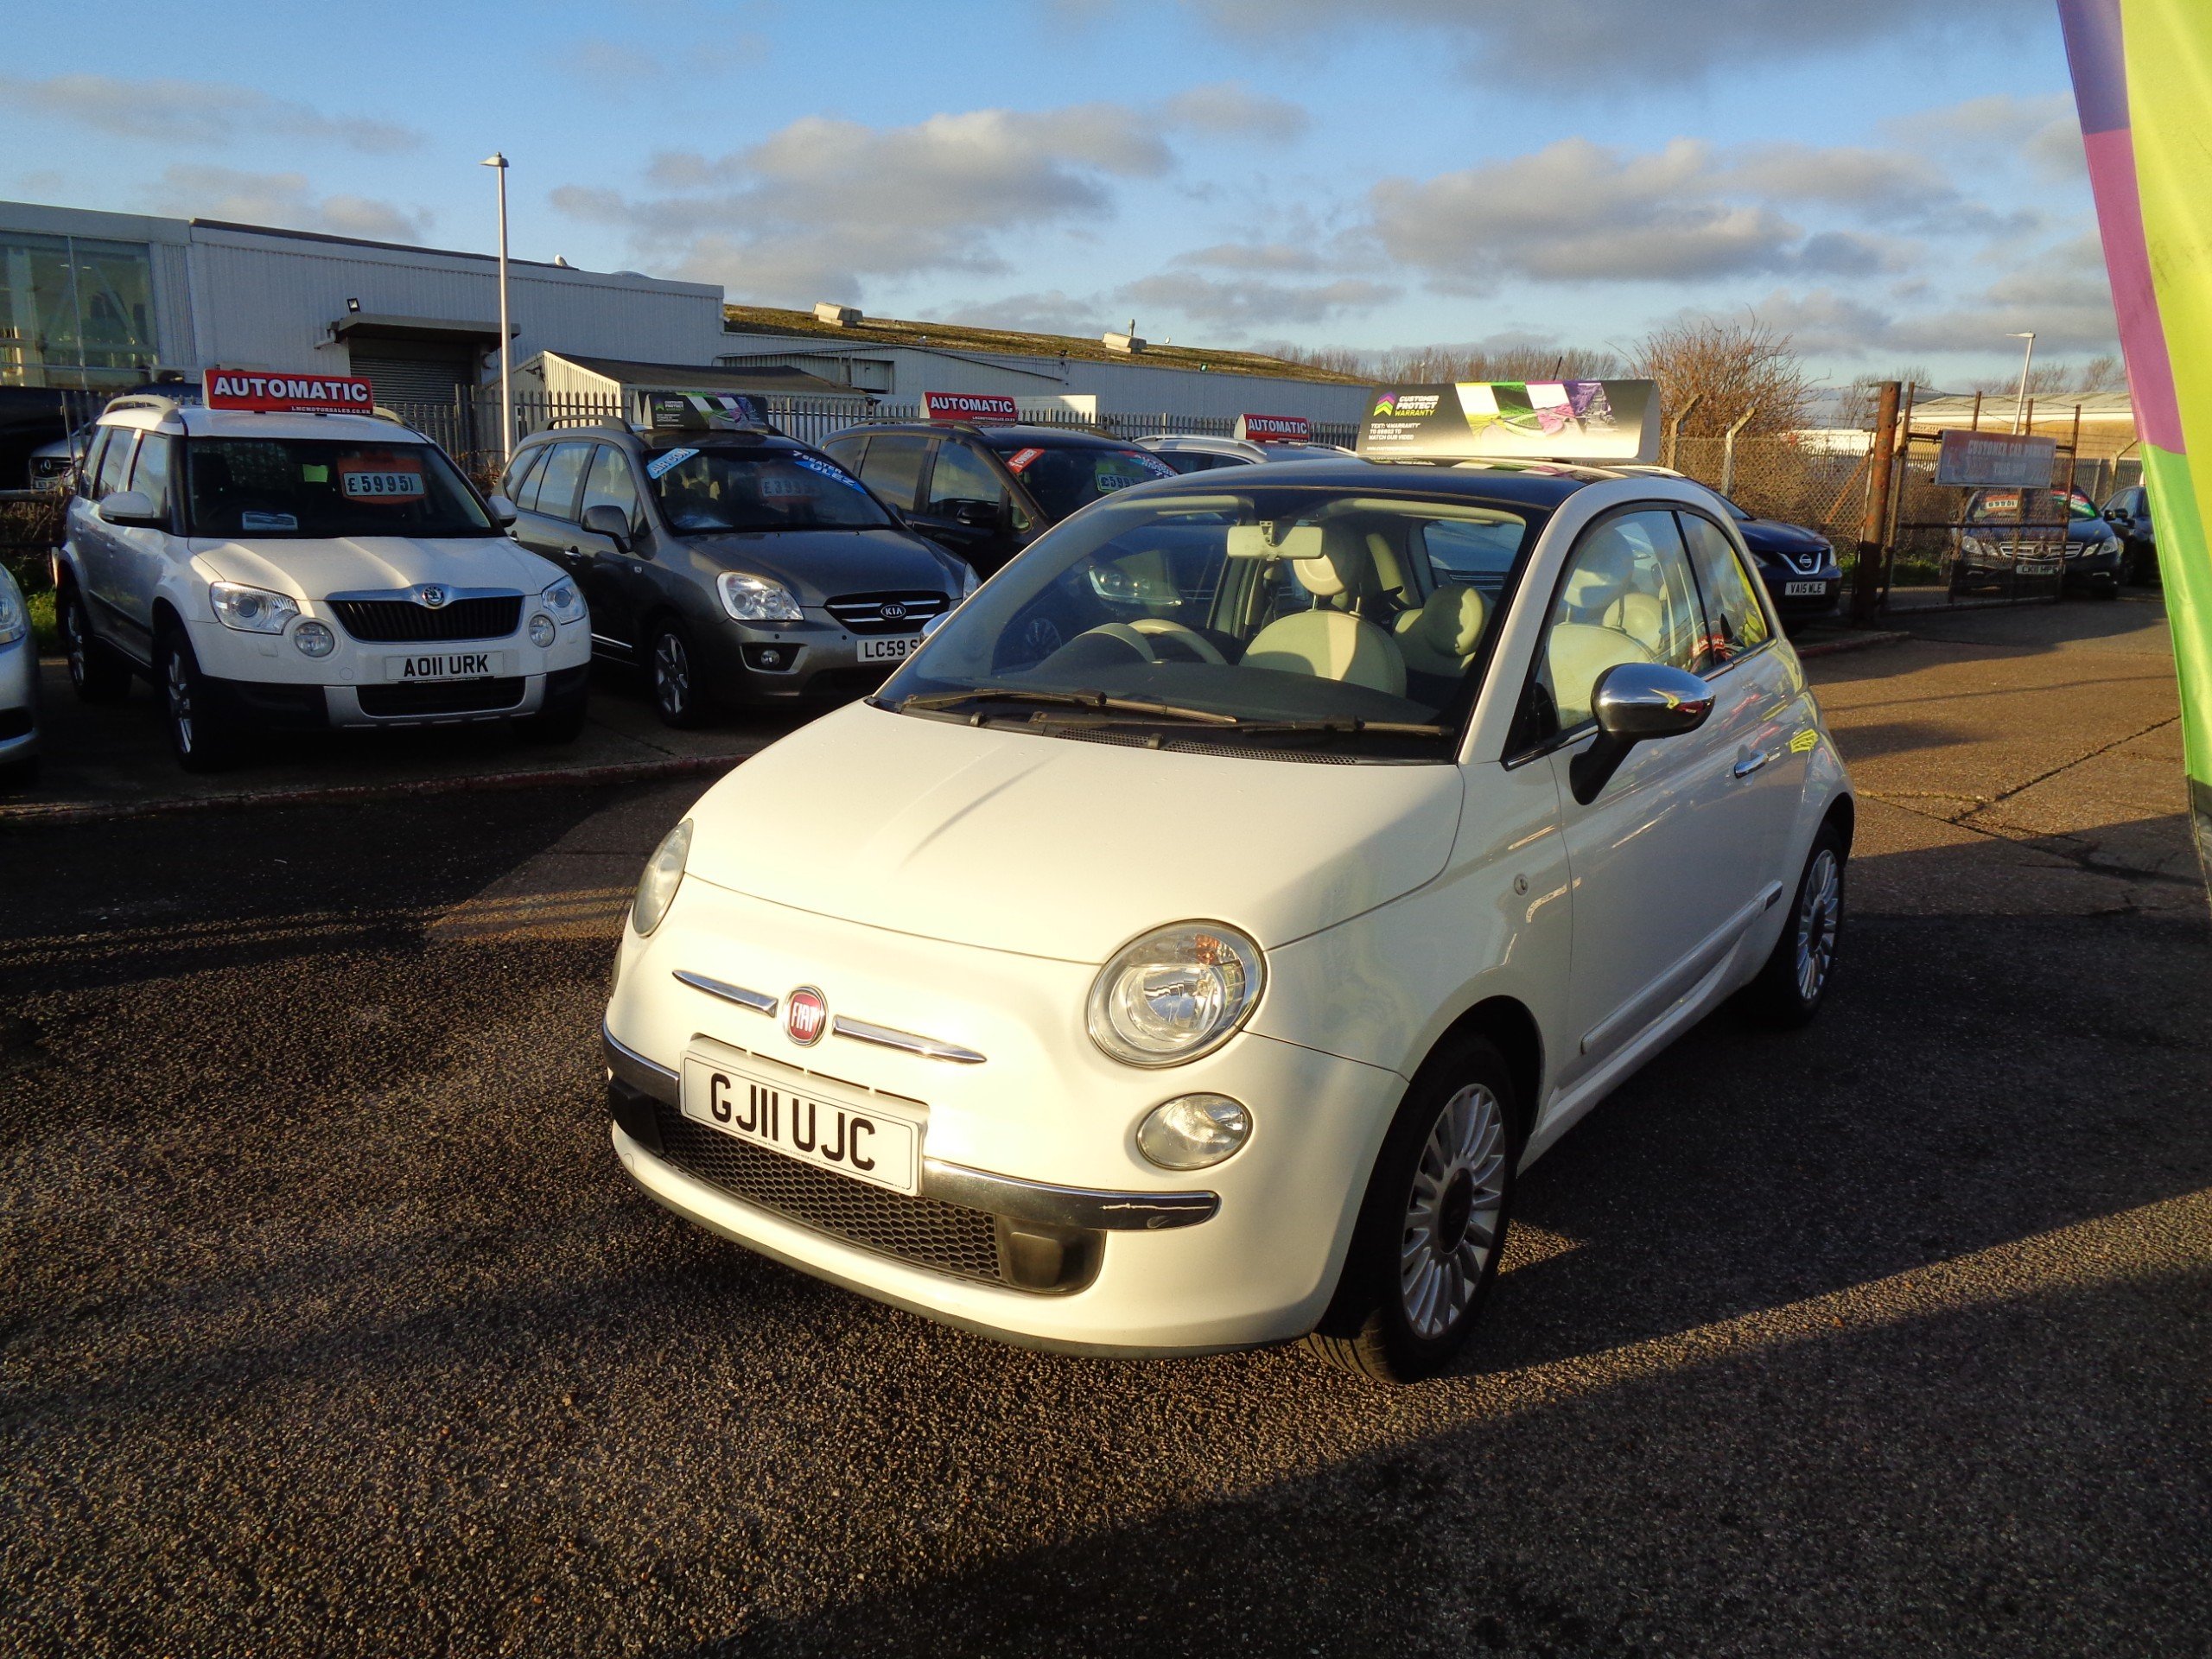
2006 330 2037 434
481 151 512 466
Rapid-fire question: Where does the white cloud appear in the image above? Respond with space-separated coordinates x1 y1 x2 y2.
0 73 420 153
145 166 433 244
1156 83 1309 141
1181 0 2044 84
1894 93 2087 183
1119 269 1398 329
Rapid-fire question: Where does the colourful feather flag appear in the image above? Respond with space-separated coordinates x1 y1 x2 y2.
2060 0 2212 895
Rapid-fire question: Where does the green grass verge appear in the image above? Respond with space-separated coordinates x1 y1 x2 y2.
28 588 56 654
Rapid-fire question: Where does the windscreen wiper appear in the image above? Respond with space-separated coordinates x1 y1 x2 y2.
1169 716 1450 738
894 688 1242 725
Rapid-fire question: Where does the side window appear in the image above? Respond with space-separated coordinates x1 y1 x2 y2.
819 435 866 472
531 442 593 523
1420 519 1522 599
501 447 544 504
128 433 173 516
1534 509 1705 734
925 440 1006 515
855 433 928 512
1678 512 1773 669
79 429 114 499
581 444 643 531
93 429 138 499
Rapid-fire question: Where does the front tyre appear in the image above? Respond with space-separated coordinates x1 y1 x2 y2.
1304 1035 1518 1385
158 627 237 772
1744 821 1846 1026
647 620 703 728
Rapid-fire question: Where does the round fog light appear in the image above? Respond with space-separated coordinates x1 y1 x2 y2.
528 613 556 647
1136 1094 1250 1171
294 620 335 658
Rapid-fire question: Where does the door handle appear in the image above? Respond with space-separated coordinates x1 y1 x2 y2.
1732 751 1771 779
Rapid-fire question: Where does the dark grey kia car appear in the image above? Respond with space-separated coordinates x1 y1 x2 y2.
501 423 976 725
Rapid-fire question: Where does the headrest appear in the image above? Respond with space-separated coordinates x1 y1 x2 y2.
1562 564 1622 611
1399 584 1489 658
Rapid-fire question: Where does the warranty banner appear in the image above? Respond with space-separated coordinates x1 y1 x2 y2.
2062 0 2212 895
1357 380 1659 462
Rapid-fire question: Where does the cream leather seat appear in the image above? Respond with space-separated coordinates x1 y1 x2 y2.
1547 624 1655 727
1605 590 1667 654
1394 584 1489 678
1243 532 1408 696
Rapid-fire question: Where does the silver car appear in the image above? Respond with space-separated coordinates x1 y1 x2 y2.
0 563 41 785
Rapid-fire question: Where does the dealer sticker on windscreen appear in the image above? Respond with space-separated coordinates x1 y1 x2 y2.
681 1052 922 1193
386 652 507 682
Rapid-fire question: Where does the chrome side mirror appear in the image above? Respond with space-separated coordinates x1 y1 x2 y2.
1569 661 1715 804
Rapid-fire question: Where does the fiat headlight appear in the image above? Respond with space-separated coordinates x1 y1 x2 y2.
631 818 692 938
1087 921 1264 1067
717 571 804 623
210 581 300 633
0 581 25 647
540 576 586 625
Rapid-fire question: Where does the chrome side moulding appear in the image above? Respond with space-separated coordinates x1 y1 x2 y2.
671 970 778 1015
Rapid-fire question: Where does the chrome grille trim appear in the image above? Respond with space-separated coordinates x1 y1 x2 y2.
672 970 778 1014
832 1014 986 1065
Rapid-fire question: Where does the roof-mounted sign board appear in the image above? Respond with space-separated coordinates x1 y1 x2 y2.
1236 413 1311 443
1934 429 2059 488
925 391 1019 423
645 390 770 430
206 370 375 414
1357 380 1659 463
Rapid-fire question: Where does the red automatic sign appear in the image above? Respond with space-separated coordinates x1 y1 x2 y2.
925 391 1019 423
207 370 376 414
1235 413 1311 443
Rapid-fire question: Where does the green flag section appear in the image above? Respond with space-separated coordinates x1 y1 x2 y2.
2062 0 2212 893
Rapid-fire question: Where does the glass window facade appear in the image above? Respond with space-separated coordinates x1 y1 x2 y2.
0 232 161 388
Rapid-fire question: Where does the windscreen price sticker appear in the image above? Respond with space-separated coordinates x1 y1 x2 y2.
339 454 424 501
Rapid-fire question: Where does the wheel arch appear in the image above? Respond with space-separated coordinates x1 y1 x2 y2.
1823 790 1855 856
1420 994 1544 1147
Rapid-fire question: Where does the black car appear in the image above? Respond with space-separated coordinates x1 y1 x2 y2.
2101 484 2158 585
500 423 974 726
819 422 1179 577
1953 486 2122 599
1707 492 1842 625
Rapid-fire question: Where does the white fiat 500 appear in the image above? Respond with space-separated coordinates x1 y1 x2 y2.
57 394 591 770
602 397 1853 1382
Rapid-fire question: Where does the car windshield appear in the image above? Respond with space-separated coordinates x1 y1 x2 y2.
183 437 495 539
998 441 1178 521
878 486 1544 761
646 445 891 533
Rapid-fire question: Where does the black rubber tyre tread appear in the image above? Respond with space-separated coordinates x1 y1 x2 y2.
646 618 705 730
1304 1032 1519 1387
158 628 237 774
1743 820 1847 1027
60 587 131 703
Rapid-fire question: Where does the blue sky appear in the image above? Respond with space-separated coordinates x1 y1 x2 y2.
1 0 2107 387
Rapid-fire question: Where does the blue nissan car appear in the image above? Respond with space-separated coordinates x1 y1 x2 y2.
1709 492 1842 626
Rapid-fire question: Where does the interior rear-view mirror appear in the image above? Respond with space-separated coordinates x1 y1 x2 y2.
1570 662 1716 805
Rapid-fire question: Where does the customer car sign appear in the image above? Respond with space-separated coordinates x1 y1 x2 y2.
1935 429 2060 487
205 371 375 414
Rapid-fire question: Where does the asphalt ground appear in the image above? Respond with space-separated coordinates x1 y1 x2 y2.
2 596 2207 1657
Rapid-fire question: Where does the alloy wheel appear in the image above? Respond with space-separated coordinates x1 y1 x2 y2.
164 644 194 755
64 600 89 689
1398 1083 1509 1341
653 632 690 721
1795 848 1840 1003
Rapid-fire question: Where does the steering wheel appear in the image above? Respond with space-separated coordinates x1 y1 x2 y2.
1071 619 1227 665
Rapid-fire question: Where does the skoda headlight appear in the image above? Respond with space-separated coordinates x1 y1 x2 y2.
0 580 24 647
210 581 301 634
631 818 692 938
540 576 586 626
1087 921 1264 1068
716 571 804 624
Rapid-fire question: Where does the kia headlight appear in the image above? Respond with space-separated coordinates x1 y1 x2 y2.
1087 922 1264 1067
717 571 804 624
631 818 692 937
210 581 301 634
0 581 24 647
540 576 586 625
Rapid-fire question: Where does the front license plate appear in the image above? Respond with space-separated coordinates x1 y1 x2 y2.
385 651 508 682
1783 580 1827 597
681 1053 921 1194
856 633 923 664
